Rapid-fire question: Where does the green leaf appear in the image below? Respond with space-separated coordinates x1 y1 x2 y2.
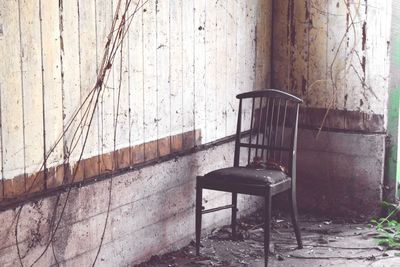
371 203 400 249
378 239 389 246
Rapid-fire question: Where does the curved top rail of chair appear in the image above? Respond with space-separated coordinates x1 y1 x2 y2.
236 89 303 103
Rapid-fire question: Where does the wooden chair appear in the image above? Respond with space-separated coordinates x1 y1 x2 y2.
195 89 303 266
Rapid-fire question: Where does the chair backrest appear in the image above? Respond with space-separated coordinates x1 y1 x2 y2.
233 89 302 177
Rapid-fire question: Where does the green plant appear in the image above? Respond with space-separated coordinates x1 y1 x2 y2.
370 202 400 249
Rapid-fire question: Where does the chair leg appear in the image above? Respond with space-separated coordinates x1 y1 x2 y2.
264 190 271 267
288 190 303 249
195 184 203 255
231 192 237 239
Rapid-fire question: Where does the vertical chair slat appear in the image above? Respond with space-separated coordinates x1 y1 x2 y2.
279 100 288 161
234 99 243 167
248 98 256 165
261 98 270 160
267 98 275 160
255 97 264 157
273 99 281 160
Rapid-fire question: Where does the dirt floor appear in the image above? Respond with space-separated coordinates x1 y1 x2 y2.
136 212 400 267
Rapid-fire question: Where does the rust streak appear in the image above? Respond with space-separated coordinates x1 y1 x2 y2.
305 0 310 24
362 21 367 51
361 56 366 76
361 1 367 79
301 75 307 95
59 0 64 52
289 0 296 47
287 0 296 92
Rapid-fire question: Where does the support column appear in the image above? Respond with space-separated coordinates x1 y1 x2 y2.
385 0 400 202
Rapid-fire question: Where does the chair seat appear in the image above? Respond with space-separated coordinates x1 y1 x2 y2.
201 167 290 185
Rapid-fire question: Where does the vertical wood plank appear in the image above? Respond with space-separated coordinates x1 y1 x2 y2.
0 0 25 196
381 0 392 116
255 0 272 90
97 0 114 174
364 0 390 115
41 0 64 189
156 0 171 156
204 0 217 143
264 0 273 89
271 0 289 90
19 0 45 192
236 0 250 131
291 0 309 99
326 0 348 111
245 0 257 92
182 0 195 148
194 0 206 145
142 0 158 160
63 0 84 182
344 0 365 112
169 0 183 151
110 0 131 170
129 0 145 164
307 0 328 108
244 0 257 147
215 0 227 140
79 0 100 179
114 0 131 169
226 0 238 136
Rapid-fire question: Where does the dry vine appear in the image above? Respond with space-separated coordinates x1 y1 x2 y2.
7 0 381 266
12 0 148 266
302 0 374 137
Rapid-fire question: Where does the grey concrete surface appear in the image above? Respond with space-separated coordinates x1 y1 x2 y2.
0 141 262 267
0 130 388 266
136 212 399 267
296 129 385 218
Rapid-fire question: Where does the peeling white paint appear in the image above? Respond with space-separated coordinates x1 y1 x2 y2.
0 0 272 180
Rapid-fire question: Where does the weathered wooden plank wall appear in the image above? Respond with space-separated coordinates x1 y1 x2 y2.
19 0 44 193
1 1 25 197
272 0 392 127
42 0 65 188
271 0 393 219
0 0 272 199
98 0 114 175
62 0 83 184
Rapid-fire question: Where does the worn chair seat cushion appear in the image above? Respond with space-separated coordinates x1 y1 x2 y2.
201 167 290 185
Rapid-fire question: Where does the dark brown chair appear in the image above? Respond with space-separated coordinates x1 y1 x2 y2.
195 89 303 266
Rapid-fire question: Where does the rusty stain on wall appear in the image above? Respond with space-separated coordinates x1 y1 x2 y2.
273 0 391 120
0 0 271 202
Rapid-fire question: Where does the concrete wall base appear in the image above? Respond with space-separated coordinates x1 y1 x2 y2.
0 141 262 266
295 128 385 218
0 129 386 266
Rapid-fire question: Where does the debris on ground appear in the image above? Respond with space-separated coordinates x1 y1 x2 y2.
135 211 400 266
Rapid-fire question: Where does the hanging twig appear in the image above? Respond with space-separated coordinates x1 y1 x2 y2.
304 0 372 138
13 0 148 266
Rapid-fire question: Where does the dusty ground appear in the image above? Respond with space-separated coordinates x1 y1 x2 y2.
136 212 400 267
